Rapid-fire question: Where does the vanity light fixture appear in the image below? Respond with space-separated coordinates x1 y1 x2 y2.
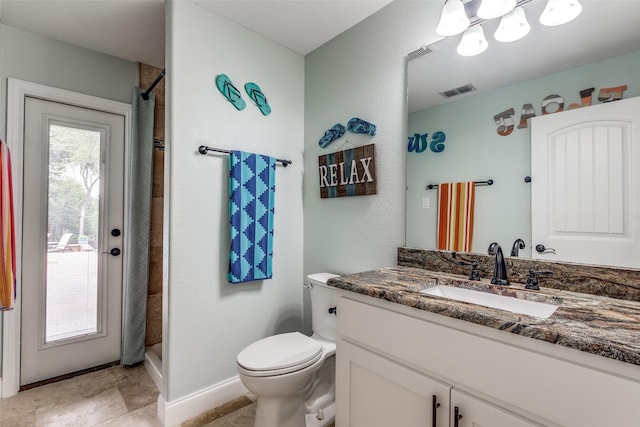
494 6 530 42
436 0 470 37
477 0 516 20
457 25 489 56
539 0 583 26
435 0 582 56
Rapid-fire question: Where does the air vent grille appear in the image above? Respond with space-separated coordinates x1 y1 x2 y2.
439 83 477 99
407 46 433 61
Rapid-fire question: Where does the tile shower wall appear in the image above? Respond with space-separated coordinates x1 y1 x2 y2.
139 63 164 347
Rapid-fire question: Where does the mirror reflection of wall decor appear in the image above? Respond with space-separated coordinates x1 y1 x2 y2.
318 144 376 198
493 84 628 136
408 131 446 153
407 39 640 264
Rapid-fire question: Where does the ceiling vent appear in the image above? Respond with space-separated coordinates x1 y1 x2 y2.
439 83 477 99
407 45 434 61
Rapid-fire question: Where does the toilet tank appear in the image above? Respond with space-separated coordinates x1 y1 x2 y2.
306 273 340 341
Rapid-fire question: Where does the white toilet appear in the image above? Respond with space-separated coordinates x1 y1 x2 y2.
237 273 339 427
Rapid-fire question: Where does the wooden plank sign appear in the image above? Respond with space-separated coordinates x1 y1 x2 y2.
318 144 377 198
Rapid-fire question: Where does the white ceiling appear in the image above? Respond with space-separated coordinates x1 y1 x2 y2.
0 0 167 67
192 0 394 56
2 1 640 112
0 0 393 67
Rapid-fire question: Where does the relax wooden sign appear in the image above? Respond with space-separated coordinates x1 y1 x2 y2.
318 144 377 198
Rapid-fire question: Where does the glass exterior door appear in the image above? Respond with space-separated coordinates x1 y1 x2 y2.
21 96 124 386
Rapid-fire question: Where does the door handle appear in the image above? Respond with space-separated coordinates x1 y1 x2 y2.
107 248 121 256
535 244 556 254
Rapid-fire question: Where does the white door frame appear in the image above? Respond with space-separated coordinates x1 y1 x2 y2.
1 78 131 398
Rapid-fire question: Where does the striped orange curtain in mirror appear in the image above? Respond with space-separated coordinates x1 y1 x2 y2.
437 182 476 252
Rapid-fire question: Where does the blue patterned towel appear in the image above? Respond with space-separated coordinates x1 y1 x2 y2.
228 151 276 283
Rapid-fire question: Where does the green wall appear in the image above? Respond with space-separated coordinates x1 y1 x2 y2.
407 49 640 256
0 24 137 135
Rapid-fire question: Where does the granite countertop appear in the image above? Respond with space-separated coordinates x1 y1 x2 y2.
328 266 640 366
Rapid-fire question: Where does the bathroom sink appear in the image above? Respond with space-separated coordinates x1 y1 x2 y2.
421 285 559 319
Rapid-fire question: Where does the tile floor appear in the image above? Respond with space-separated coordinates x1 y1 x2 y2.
0 364 160 426
0 364 334 427
201 402 257 427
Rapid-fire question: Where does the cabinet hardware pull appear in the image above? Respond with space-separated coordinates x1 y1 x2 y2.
432 395 440 427
454 406 463 427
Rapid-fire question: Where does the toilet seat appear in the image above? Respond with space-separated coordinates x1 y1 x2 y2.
237 332 324 377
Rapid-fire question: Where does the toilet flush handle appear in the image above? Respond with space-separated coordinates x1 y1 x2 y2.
328 307 337 315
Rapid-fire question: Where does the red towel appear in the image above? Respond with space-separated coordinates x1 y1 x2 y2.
437 182 476 252
0 138 16 311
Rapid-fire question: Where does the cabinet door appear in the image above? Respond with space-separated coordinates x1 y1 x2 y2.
451 389 542 427
337 341 450 427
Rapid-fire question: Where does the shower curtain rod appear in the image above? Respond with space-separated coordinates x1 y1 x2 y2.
425 179 493 190
141 68 165 100
198 145 292 167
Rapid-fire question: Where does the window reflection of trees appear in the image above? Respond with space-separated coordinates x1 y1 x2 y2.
48 125 100 248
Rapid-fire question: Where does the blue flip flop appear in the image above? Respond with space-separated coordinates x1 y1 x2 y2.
244 82 272 116
319 123 346 148
215 74 246 111
347 117 377 136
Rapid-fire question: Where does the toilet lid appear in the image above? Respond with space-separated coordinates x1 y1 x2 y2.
237 332 323 372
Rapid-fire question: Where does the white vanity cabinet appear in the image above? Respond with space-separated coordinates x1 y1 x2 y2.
340 340 450 427
335 295 640 427
338 340 542 427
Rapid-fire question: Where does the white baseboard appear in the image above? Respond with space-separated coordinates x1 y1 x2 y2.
157 375 248 426
143 349 163 391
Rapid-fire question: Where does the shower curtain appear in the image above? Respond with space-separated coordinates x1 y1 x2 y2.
121 88 155 365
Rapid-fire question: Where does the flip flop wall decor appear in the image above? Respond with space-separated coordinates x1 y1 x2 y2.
319 123 346 148
347 117 377 135
245 82 272 116
215 74 246 111
318 118 378 149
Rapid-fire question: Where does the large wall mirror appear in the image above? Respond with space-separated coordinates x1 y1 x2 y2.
406 1 640 267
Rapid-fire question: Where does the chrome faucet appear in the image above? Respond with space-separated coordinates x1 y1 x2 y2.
487 242 509 285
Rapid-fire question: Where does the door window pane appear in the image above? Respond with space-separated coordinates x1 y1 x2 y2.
46 124 101 342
